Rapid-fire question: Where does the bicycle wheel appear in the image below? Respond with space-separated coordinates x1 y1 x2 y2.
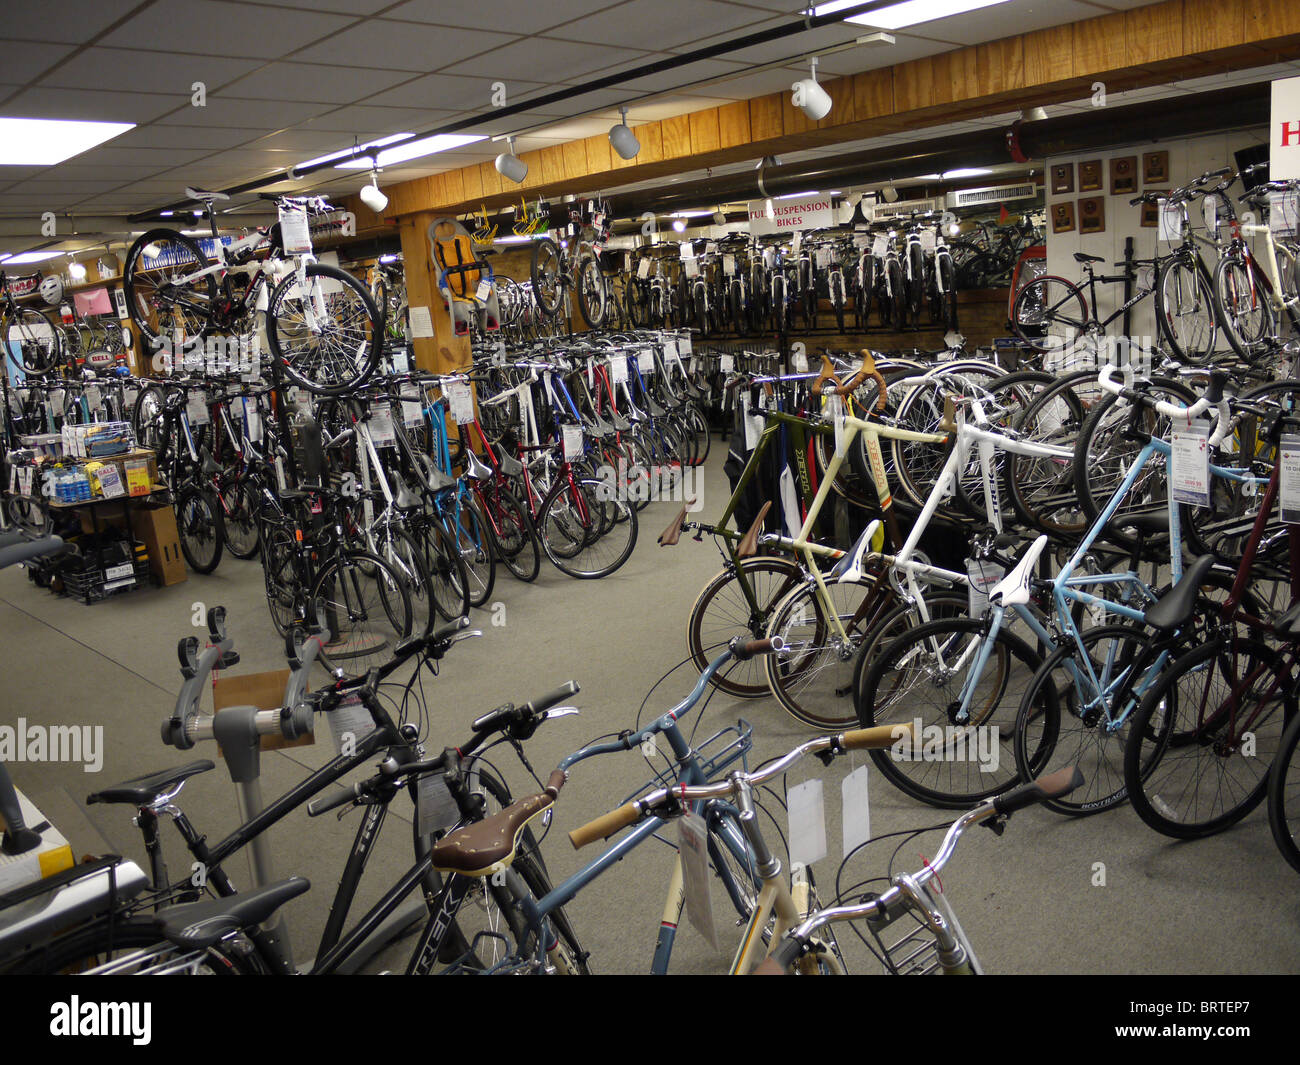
856 616 1051 808
530 238 564 316
485 484 541 583
1155 255 1218 364
131 385 169 463
1003 369 1095 536
123 228 214 355
219 479 260 559
1213 252 1275 363
176 487 224 574
906 245 925 323
266 263 382 395
1124 636 1293 839
260 524 299 637
452 503 496 607
887 258 907 329
1010 276 1088 352
687 557 806 698
576 255 606 329
417 516 471 621
375 523 435 639
1268 710 1300 876
5 306 64 376
540 477 637 579
11 916 267 975
1014 624 1158 815
938 255 958 331
312 550 413 680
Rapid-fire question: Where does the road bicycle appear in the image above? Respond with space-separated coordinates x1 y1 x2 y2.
123 189 383 394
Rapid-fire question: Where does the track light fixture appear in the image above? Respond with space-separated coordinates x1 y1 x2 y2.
495 136 527 184
609 109 640 160
791 56 832 121
67 255 86 281
359 165 389 212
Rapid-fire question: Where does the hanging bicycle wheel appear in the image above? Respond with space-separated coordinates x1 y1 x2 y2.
576 255 606 329
266 263 382 395
123 229 215 357
4 306 64 376
530 238 564 317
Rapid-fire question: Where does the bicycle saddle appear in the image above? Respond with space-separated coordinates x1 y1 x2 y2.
464 450 493 481
491 444 524 478
430 790 556 877
1073 252 1105 264
587 414 615 440
736 500 773 558
185 186 230 202
394 482 421 510
87 760 215 807
151 877 309 950
1142 554 1217 632
1103 510 1169 547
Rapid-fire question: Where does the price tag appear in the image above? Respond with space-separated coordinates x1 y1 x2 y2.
97 463 125 499
966 557 1005 616
8 465 15 493
445 381 474 423
679 241 694 258
475 279 492 302
493 339 506 365
610 354 628 384
1157 200 1181 242
920 229 937 253
815 247 832 268
416 773 460 837
326 694 376 754
842 765 871 857
684 258 700 279
19 467 34 497
637 258 651 280
871 235 887 257
826 393 845 455
242 399 262 443
400 385 423 427
367 404 396 447
562 423 584 461
679 334 692 355
741 392 762 450
1203 197 1218 235
677 813 718 950
84 386 102 411
853 233 871 249
787 779 827 868
1170 419 1210 507
186 394 210 426
1281 434 1300 523
637 348 655 375
390 347 409 374
663 339 678 361
723 254 736 276
719 354 734 373
278 204 312 254
762 247 776 269
1270 189 1299 238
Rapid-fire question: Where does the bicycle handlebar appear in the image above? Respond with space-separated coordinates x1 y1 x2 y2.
1097 363 1213 419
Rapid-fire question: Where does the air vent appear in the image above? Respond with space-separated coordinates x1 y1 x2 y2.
869 197 943 220
946 183 1038 208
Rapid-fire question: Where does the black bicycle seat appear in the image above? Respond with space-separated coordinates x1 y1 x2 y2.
87 760 215 806
1073 252 1105 265
1143 554 1216 632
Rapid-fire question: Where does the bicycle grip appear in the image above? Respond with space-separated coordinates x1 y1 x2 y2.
729 635 784 661
307 782 362 817
522 680 580 718
839 723 910 751
992 766 1084 815
755 937 803 973
569 802 640 848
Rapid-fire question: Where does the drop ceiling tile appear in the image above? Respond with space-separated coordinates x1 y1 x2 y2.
700 67 810 100
218 62 417 105
155 96 332 129
213 0 394 12
61 145 216 168
722 22 879 66
900 0 1098 45
616 58 753 95
100 0 357 59
0 41 78 85
110 125 264 151
0 86 180 125
364 73 549 112
3 0 145 44
547 0 771 51
382 0 618 35
43 49 261 95
294 22 518 72
303 104 463 134
437 37 652 83
622 94 739 121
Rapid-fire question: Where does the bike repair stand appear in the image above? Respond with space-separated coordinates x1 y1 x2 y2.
1121 237 1136 340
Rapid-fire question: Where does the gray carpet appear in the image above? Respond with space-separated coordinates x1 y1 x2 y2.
3 444 1297 974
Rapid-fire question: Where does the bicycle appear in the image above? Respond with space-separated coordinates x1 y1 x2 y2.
0 271 64 377
530 202 607 329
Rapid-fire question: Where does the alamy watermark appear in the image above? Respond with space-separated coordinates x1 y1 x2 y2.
889 719 1000 774
592 460 703 509
0 719 103 772
149 334 260 376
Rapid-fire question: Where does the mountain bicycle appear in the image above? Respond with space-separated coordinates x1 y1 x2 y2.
530 204 607 329
0 272 64 377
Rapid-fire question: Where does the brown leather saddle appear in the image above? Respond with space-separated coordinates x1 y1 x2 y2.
430 769 566 877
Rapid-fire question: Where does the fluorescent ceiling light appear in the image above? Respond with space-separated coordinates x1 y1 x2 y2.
942 167 993 179
298 133 413 170
670 210 716 218
0 117 134 166
0 250 62 264
812 0 1010 30
494 234 541 244
774 190 819 200
337 133 486 168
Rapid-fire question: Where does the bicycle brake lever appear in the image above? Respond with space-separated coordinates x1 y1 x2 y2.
983 814 1007 836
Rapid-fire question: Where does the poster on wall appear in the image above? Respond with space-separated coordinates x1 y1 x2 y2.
1079 160 1103 192
1143 151 1169 185
1271 74 1300 180
1140 193 1167 227
1051 202 1076 233
1079 197 1106 234
1110 156 1137 195
1050 163 1075 195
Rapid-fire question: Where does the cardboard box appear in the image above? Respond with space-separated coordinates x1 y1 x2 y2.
213 669 313 752
133 503 187 586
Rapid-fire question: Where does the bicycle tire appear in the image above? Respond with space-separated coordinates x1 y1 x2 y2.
530 238 564 317
10 916 267 975
1010 276 1088 352
486 484 542 583
311 549 414 680
123 228 215 355
266 262 382 395
176 486 225 574
1154 254 1218 365
540 477 637 579
1213 252 1275 363
576 255 606 329
5 306 64 376
1267 710 1300 876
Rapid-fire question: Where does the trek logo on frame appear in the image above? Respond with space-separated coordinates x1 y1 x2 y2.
0 719 104 772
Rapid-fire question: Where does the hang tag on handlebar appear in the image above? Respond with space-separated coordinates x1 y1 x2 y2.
684 258 700 279
1157 200 1180 243
842 765 871 858
741 391 762 450
872 235 887 257
562 424 584 461
787 778 827 868
368 405 396 447
723 254 736 276
445 381 474 424
719 354 734 374
610 354 628 384
278 204 312 255
400 385 423 427
966 557 1004 617
326 694 376 754
475 279 491 302
1169 419 1210 508
186 394 210 426
1280 433 1300 524
678 812 719 951
637 258 651 280
417 772 459 837
826 393 845 456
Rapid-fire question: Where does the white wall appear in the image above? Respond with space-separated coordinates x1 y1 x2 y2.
1045 127 1268 345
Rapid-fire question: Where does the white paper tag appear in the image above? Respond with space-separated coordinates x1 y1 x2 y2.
679 241 694 259
243 399 262 443
408 305 435 339
186 394 210 426
872 235 887 257
920 229 937 253
445 381 474 423
1170 419 1210 507
326 694 376 754
1203 197 1218 235
966 557 1005 616
84 386 102 411
610 354 628 384
475 279 491 302
637 348 654 375
684 258 700 279
637 258 651 280
741 392 762 450
1281 433 1300 524
719 354 734 373
679 334 692 355
368 405 396 447
416 773 460 837
400 386 423 427
1270 189 1299 237
826 393 845 456
562 423 584 461
787 779 827 868
1157 200 1181 243
19 467 34 497
677 812 718 951
815 247 832 268
723 254 736 276
278 204 312 254
842 765 871 857
390 347 409 374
